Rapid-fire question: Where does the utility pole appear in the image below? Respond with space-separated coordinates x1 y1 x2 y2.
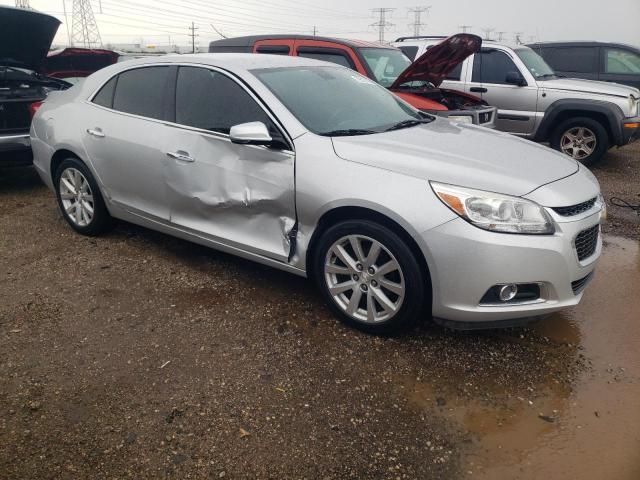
481 28 495 41
189 22 199 53
459 25 472 33
71 0 102 48
313 25 318 36
407 6 430 37
15 0 30 7
371 8 395 43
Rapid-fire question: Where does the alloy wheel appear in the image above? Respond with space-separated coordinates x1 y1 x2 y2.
59 167 95 227
560 126 597 161
324 235 405 324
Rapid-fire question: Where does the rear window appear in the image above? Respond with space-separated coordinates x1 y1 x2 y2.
542 47 598 74
297 49 354 69
92 76 117 108
112 66 169 120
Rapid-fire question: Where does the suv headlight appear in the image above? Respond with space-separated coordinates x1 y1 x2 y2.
629 95 640 116
431 182 555 234
448 115 473 124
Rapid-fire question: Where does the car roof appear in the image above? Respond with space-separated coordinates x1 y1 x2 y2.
208 34 395 50
393 36 525 50
528 41 640 51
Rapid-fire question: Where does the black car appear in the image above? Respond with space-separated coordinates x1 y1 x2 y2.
0 6 70 166
529 41 640 90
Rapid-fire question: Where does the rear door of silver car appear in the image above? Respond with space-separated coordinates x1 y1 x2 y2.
85 66 172 220
162 65 296 261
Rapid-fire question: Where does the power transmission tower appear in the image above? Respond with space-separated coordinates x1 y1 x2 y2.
189 22 199 53
407 6 430 37
371 8 395 43
459 25 472 33
481 28 495 41
513 32 524 44
15 0 30 7
71 0 102 48
496 31 507 41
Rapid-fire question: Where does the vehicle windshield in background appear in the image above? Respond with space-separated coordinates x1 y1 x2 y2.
253 66 424 136
360 48 412 87
515 48 557 79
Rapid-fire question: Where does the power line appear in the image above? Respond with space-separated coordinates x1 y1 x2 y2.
407 6 430 37
71 0 102 47
371 8 395 43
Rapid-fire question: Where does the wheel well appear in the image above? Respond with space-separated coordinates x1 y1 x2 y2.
547 110 613 143
50 149 82 182
306 206 432 296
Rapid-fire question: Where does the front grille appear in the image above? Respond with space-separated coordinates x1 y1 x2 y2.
574 225 599 261
479 111 493 124
553 197 597 217
571 272 594 295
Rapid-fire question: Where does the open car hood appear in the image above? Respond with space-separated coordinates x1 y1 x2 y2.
0 6 60 72
45 48 120 79
391 34 482 89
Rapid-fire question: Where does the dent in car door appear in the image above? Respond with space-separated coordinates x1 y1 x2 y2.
470 50 538 135
164 66 296 261
84 66 172 220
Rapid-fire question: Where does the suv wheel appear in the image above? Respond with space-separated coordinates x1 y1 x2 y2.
313 220 426 335
54 157 114 235
550 117 609 166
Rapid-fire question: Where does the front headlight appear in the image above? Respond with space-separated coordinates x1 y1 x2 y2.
448 115 473 124
431 182 555 234
629 95 640 116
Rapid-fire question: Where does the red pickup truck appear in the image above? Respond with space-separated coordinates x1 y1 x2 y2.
209 33 496 127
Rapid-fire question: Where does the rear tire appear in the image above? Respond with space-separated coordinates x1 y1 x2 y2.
313 220 426 335
54 157 114 236
550 117 609 166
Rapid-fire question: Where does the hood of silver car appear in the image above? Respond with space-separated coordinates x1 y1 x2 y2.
539 77 640 98
331 120 579 197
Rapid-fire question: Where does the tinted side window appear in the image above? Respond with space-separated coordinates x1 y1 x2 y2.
297 49 354 69
92 76 117 108
472 50 519 84
544 47 598 73
256 45 290 55
605 48 640 74
112 66 169 119
175 66 275 136
398 46 418 61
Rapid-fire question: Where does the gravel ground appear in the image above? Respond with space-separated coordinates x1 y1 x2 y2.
0 142 638 479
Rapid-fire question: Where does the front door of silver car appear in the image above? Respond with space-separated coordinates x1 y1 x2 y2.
162 66 296 261
86 66 172 220
466 49 540 135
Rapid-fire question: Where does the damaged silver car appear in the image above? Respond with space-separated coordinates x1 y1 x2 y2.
31 54 604 334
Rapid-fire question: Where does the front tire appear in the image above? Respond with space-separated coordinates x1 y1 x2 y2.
313 220 426 335
550 117 609 166
54 157 113 236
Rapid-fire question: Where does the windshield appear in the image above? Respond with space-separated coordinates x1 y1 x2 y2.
360 48 412 87
515 48 556 79
253 66 423 136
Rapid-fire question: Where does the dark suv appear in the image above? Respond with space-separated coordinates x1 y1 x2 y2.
529 41 640 90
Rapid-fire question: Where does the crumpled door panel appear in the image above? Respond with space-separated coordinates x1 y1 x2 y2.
165 130 296 262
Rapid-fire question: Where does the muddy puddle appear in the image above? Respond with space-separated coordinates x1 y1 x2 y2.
398 235 640 479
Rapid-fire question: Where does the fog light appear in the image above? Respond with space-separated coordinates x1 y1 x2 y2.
499 284 518 302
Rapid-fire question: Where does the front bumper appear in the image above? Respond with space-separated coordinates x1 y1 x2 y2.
621 116 640 145
420 211 602 325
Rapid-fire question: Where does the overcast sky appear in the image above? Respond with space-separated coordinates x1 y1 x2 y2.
3 0 639 48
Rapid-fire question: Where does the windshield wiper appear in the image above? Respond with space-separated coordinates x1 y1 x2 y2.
385 118 434 132
319 128 378 137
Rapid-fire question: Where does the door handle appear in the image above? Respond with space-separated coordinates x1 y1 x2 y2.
166 150 195 163
87 127 105 138
470 87 488 93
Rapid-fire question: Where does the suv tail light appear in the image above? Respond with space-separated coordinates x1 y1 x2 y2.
29 101 43 119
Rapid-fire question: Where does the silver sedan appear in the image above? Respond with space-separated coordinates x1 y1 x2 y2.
30 54 604 334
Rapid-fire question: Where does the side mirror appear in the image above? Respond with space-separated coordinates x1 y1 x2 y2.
505 71 527 87
229 121 273 146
